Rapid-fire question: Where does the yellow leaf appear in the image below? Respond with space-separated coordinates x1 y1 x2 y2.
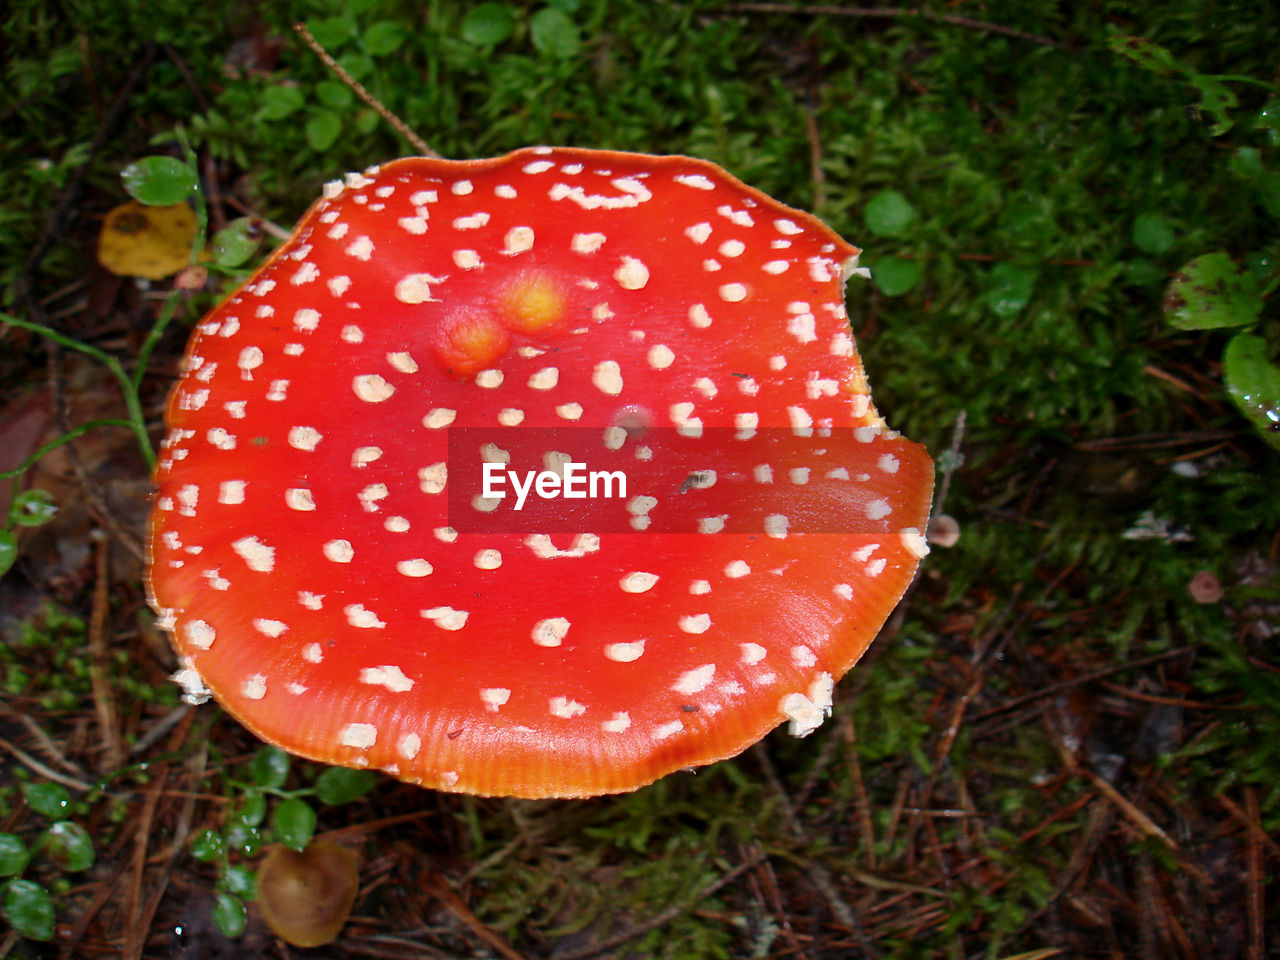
97 200 196 280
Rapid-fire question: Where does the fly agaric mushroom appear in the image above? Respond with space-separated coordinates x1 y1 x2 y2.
146 147 933 798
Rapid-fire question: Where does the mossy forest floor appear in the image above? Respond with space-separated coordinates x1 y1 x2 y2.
1 2 1277 957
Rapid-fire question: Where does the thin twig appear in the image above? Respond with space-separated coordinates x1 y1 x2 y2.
293 22 440 158
427 876 526 960
130 704 193 755
726 3 1065 50
1217 792 1280 861
753 745 880 955
0 735 94 791
0 702 88 778
123 768 165 960
974 647 1195 720
88 531 123 770
1244 787 1264 960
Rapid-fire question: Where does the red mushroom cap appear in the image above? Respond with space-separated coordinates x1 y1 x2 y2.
146 147 933 798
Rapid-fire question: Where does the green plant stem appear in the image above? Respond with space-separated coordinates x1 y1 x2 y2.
0 419 136 484
0 314 155 471
1204 73 1280 92
129 291 181 402
132 127 206 396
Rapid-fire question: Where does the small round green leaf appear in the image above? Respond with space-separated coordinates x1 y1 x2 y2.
272 798 317 852
226 822 264 857
0 834 29 876
22 782 69 819
210 218 262 269
306 111 343 152
222 863 256 898
0 531 18 578
364 20 407 55
337 51 373 81
315 767 378 805
249 746 291 789
530 7 582 59
12 489 57 528
462 3 517 45
306 17 356 51
1132 213 1175 255
212 891 247 938
2 879 55 941
984 263 1039 318
259 84 305 121
121 156 197 206
863 190 916 238
1163 253 1262 330
871 256 921 297
40 822 94 872
315 81 355 111
234 792 267 828
1223 333 1280 451
189 828 225 862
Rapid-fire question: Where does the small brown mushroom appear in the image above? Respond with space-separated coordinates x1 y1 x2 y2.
256 839 358 948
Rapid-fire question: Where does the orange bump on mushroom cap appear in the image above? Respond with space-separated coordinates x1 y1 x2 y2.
145 147 934 799
435 308 511 374
499 270 569 333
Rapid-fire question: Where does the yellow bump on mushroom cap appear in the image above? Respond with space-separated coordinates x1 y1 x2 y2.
498 270 568 333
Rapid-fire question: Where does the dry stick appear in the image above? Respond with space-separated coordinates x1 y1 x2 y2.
842 713 877 870
1245 787 1264 960
129 703 193 755
1009 802 1113 945
58 845 136 960
293 22 441 158
742 843 808 960
0 702 88 778
1217 792 1280 861
0 735 94 792
88 530 124 770
902 563 1072 864
427 877 527 960
753 745 881 957
135 721 203 958
726 3 1065 50
974 647 1194 721
123 772 164 960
